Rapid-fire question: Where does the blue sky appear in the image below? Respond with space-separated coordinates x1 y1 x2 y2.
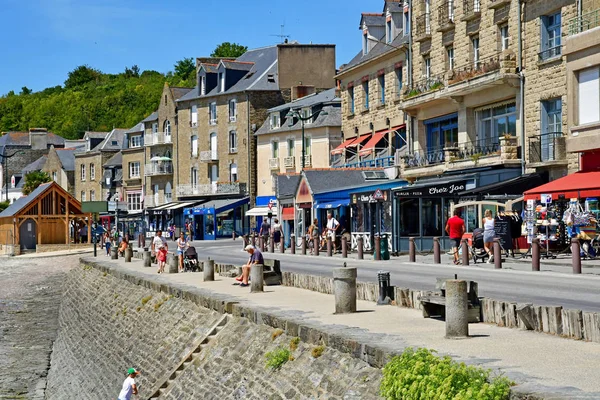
0 0 376 96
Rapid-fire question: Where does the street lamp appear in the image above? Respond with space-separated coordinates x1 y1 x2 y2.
286 108 328 170
0 151 21 202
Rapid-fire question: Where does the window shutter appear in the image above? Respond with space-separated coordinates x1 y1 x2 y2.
579 67 600 125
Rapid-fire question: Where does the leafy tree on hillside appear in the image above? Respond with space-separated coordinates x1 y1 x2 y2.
64 65 101 89
0 200 9 212
22 171 51 195
210 42 247 58
174 58 195 81
21 86 32 95
124 65 140 78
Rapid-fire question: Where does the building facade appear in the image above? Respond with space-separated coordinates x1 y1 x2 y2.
122 123 145 214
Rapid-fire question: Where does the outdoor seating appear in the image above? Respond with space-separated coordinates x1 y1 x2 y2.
419 278 481 323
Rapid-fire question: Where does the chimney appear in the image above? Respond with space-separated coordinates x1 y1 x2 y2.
29 128 48 150
292 85 316 101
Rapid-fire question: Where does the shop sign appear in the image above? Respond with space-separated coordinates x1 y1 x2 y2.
373 189 384 200
394 181 467 197
353 190 390 204
540 194 552 204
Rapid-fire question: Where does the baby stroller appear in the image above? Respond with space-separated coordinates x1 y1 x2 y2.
183 246 200 272
470 228 489 263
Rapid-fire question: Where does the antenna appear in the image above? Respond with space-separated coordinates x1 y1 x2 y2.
270 22 290 43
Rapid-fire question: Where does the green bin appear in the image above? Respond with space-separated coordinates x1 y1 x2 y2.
380 234 390 260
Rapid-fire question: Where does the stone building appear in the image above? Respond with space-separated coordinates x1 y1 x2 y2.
20 146 77 196
122 122 145 214
335 2 410 170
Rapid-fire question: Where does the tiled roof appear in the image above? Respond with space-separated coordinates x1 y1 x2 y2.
221 60 255 71
0 182 54 218
84 131 109 140
384 1 403 13
268 88 339 112
361 13 385 27
255 104 341 136
93 129 128 152
141 111 158 123
201 63 219 73
0 131 65 147
276 174 301 198
339 33 409 74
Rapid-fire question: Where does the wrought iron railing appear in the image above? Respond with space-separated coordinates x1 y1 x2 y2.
538 45 561 62
453 139 500 160
438 1 455 26
144 162 173 176
448 52 501 85
177 182 247 197
528 132 565 163
463 0 481 19
415 13 431 38
403 147 445 168
568 9 600 35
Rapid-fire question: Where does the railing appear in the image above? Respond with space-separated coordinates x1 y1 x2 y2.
569 9 600 35
448 52 501 85
177 182 247 197
452 139 500 161
269 158 280 169
144 162 173 176
438 1 455 29
405 74 445 99
200 151 218 162
283 156 295 169
462 0 481 20
415 13 431 39
209 118 218 125
529 133 565 163
340 156 395 169
303 155 312 167
144 132 172 146
538 45 562 62
403 147 445 168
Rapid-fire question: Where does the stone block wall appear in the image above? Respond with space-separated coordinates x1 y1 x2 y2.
36 243 90 253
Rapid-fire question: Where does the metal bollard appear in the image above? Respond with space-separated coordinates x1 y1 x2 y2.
204 259 215 281
409 237 416 262
532 238 540 271
232 232 236 241
251 233 256 247
143 250 151 267
461 239 469 266
342 236 348 258
168 254 178 273
250 264 264 292
314 237 320 256
377 271 391 305
445 279 469 339
433 237 441 264
269 234 274 253
280 237 285 254
242 235 248 251
327 236 332 257
357 237 364 260
493 238 502 269
572 238 581 274
333 267 357 313
111 246 118 260
374 235 381 261
124 247 132 263
290 234 296 255
301 236 307 255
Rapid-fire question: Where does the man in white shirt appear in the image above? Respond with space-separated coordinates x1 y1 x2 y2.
117 368 139 400
151 230 167 254
326 213 340 253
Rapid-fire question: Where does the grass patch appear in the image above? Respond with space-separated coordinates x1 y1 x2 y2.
271 329 284 341
141 295 153 305
311 345 325 358
103 272 108 277
136 306 141 312
289 337 300 351
265 347 292 370
380 348 513 400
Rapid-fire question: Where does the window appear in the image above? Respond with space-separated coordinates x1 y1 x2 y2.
578 67 600 125
191 135 198 157
130 135 142 148
218 72 225 92
287 139 295 157
363 81 369 110
387 19 393 43
272 141 279 158
541 98 562 161
229 99 237 122
151 122 158 133
127 192 142 211
349 86 355 114
424 56 431 79
500 25 509 51
270 113 281 129
165 182 172 203
129 161 140 178
209 102 217 124
191 167 198 187
472 36 480 68
229 131 237 153
89 163 95 180
404 10 410 35
164 120 171 137
363 31 368 55
90 190 95 201
304 137 312 156
200 76 206 96
81 191 86 202
80 164 86 181
230 163 238 182
395 67 403 97
399 198 419 236
191 105 198 127
540 12 561 60
52 171 57 181
446 46 455 71
164 94 167 105
422 198 442 236
379 74 386 105
477 103 517 145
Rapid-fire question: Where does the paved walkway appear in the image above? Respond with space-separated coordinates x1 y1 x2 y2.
94 255 600 399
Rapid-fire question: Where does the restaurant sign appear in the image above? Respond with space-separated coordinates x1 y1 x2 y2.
352 189 390 204
394 181 468 197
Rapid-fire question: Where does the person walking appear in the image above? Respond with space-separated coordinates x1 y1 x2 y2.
104 232 111 256
326 213 340 253
483 209 496 264
117 368 139 400
176 232 189 272
152 230 168 274
272 218 284 250
259 218 271 248
445 210 466 265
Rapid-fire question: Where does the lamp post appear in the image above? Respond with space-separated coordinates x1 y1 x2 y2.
286 109 328 170
0 151 21 202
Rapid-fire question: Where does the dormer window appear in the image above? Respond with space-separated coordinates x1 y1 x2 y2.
201 76 206 96
86 139 91 151
302 108 313 125
218 72 225 92
270 113 281 129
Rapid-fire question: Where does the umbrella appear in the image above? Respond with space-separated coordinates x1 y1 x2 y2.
150 156 172 161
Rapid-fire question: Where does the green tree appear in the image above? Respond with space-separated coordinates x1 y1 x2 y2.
22 171 52 195
21 86 32 95
174 58 195 80
64 65 101 89
210 42 247 58
0 200 9 212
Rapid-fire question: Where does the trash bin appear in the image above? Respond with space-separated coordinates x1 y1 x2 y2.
380 234 390 260
377 270 391 305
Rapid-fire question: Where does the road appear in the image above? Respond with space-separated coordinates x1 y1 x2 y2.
186 239 600 313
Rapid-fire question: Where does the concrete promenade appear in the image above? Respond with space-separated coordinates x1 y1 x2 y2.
92 255 600 399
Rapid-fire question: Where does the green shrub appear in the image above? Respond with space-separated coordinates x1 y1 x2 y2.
265 347 292 370
311 345 325 358
380 348 512 400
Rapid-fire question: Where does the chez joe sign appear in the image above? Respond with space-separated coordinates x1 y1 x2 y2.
394 180 468 197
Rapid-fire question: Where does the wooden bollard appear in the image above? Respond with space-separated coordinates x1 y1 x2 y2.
409 237 416 262
204 259 215 281
342 236 348 258
572 238 582 274
301 236 306 255
314 237 320 256
532 238 540 271
493 238 502 269
433 237 441 264
374 235 381 261
269 233 274 253
461 239 469 266
357 236 364 260
327 236 332 257
290 234 296 255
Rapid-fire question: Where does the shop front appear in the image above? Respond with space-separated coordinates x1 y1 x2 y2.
349 188 393 251
184 197 249 241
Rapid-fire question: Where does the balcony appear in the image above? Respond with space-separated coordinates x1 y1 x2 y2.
538 46 562 62
144 162 173 176
437 1 455 32
568 9 600 35
488 0 511 10
283 156 295 169
209 118 218 126
303 155 312 167
177 182 247 197
229 115 237 123
528 133 567 166
415 13 431 41
200 150 218 162
269 158 280 169
461 0 481 21
144 132 172 146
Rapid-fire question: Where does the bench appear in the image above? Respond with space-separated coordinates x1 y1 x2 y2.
419 278 481 323
228 259 282 285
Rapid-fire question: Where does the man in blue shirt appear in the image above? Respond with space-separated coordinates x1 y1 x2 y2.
236 245 264 287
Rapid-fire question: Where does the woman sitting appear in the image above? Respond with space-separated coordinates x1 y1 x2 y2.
118 237 129 257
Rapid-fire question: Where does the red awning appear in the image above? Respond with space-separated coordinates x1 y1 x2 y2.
281 207 294 221
331 137 359 155
359 131 388 156
345 134 370 149
523 171 600 200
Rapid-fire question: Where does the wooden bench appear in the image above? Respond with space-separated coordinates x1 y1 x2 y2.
419 278 481 323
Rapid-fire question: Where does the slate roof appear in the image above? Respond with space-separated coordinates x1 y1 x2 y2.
0 182 53 218
255 104 341 136
220 60 255 71
201 63 219 73
340 33 409 73
0 131 65 148
178 45 279 102
56 149 77 171
141 111 158 123
170 87 193 101
303 169 388 195
92 129 128 152
22 156 48 173
83 131 109 140
104 151 122 167
64 140 86 151
125 123 144 134
268 88 339 112
276 174 301 199
361 13 385 27
384 1 403 13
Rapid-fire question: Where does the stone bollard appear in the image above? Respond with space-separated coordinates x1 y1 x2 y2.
409 237 416 262
572 238 581 274
280 237 285 254
314 237 320 256
333 267 357 314
532 238 540 271
168 254 178 273
461 239 469 266
269 234 274 253
290 234 296 255
250 264 264 293
357 237 364 260
111 246 118 260
124 247 132 263
204 258 215 281
493 238 502 269
143 250 152 267
445 280 469 339
327 236 332 257
342 236 348 258
374 235 381 261
433 237 441 264
301 236 306 255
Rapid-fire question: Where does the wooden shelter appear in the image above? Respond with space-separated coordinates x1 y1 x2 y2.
0 181 91 252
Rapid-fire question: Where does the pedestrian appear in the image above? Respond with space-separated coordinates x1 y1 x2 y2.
308 218 319 254
235 245 264 287
118 235 129 257
170 224 176 242
104 232 111 256
483 209 496 264
259 218 271 247
326 213 340 253
272 218 284 250
176 232 189 272
445 209 466 265
117 368 139 400
152 230 168 274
